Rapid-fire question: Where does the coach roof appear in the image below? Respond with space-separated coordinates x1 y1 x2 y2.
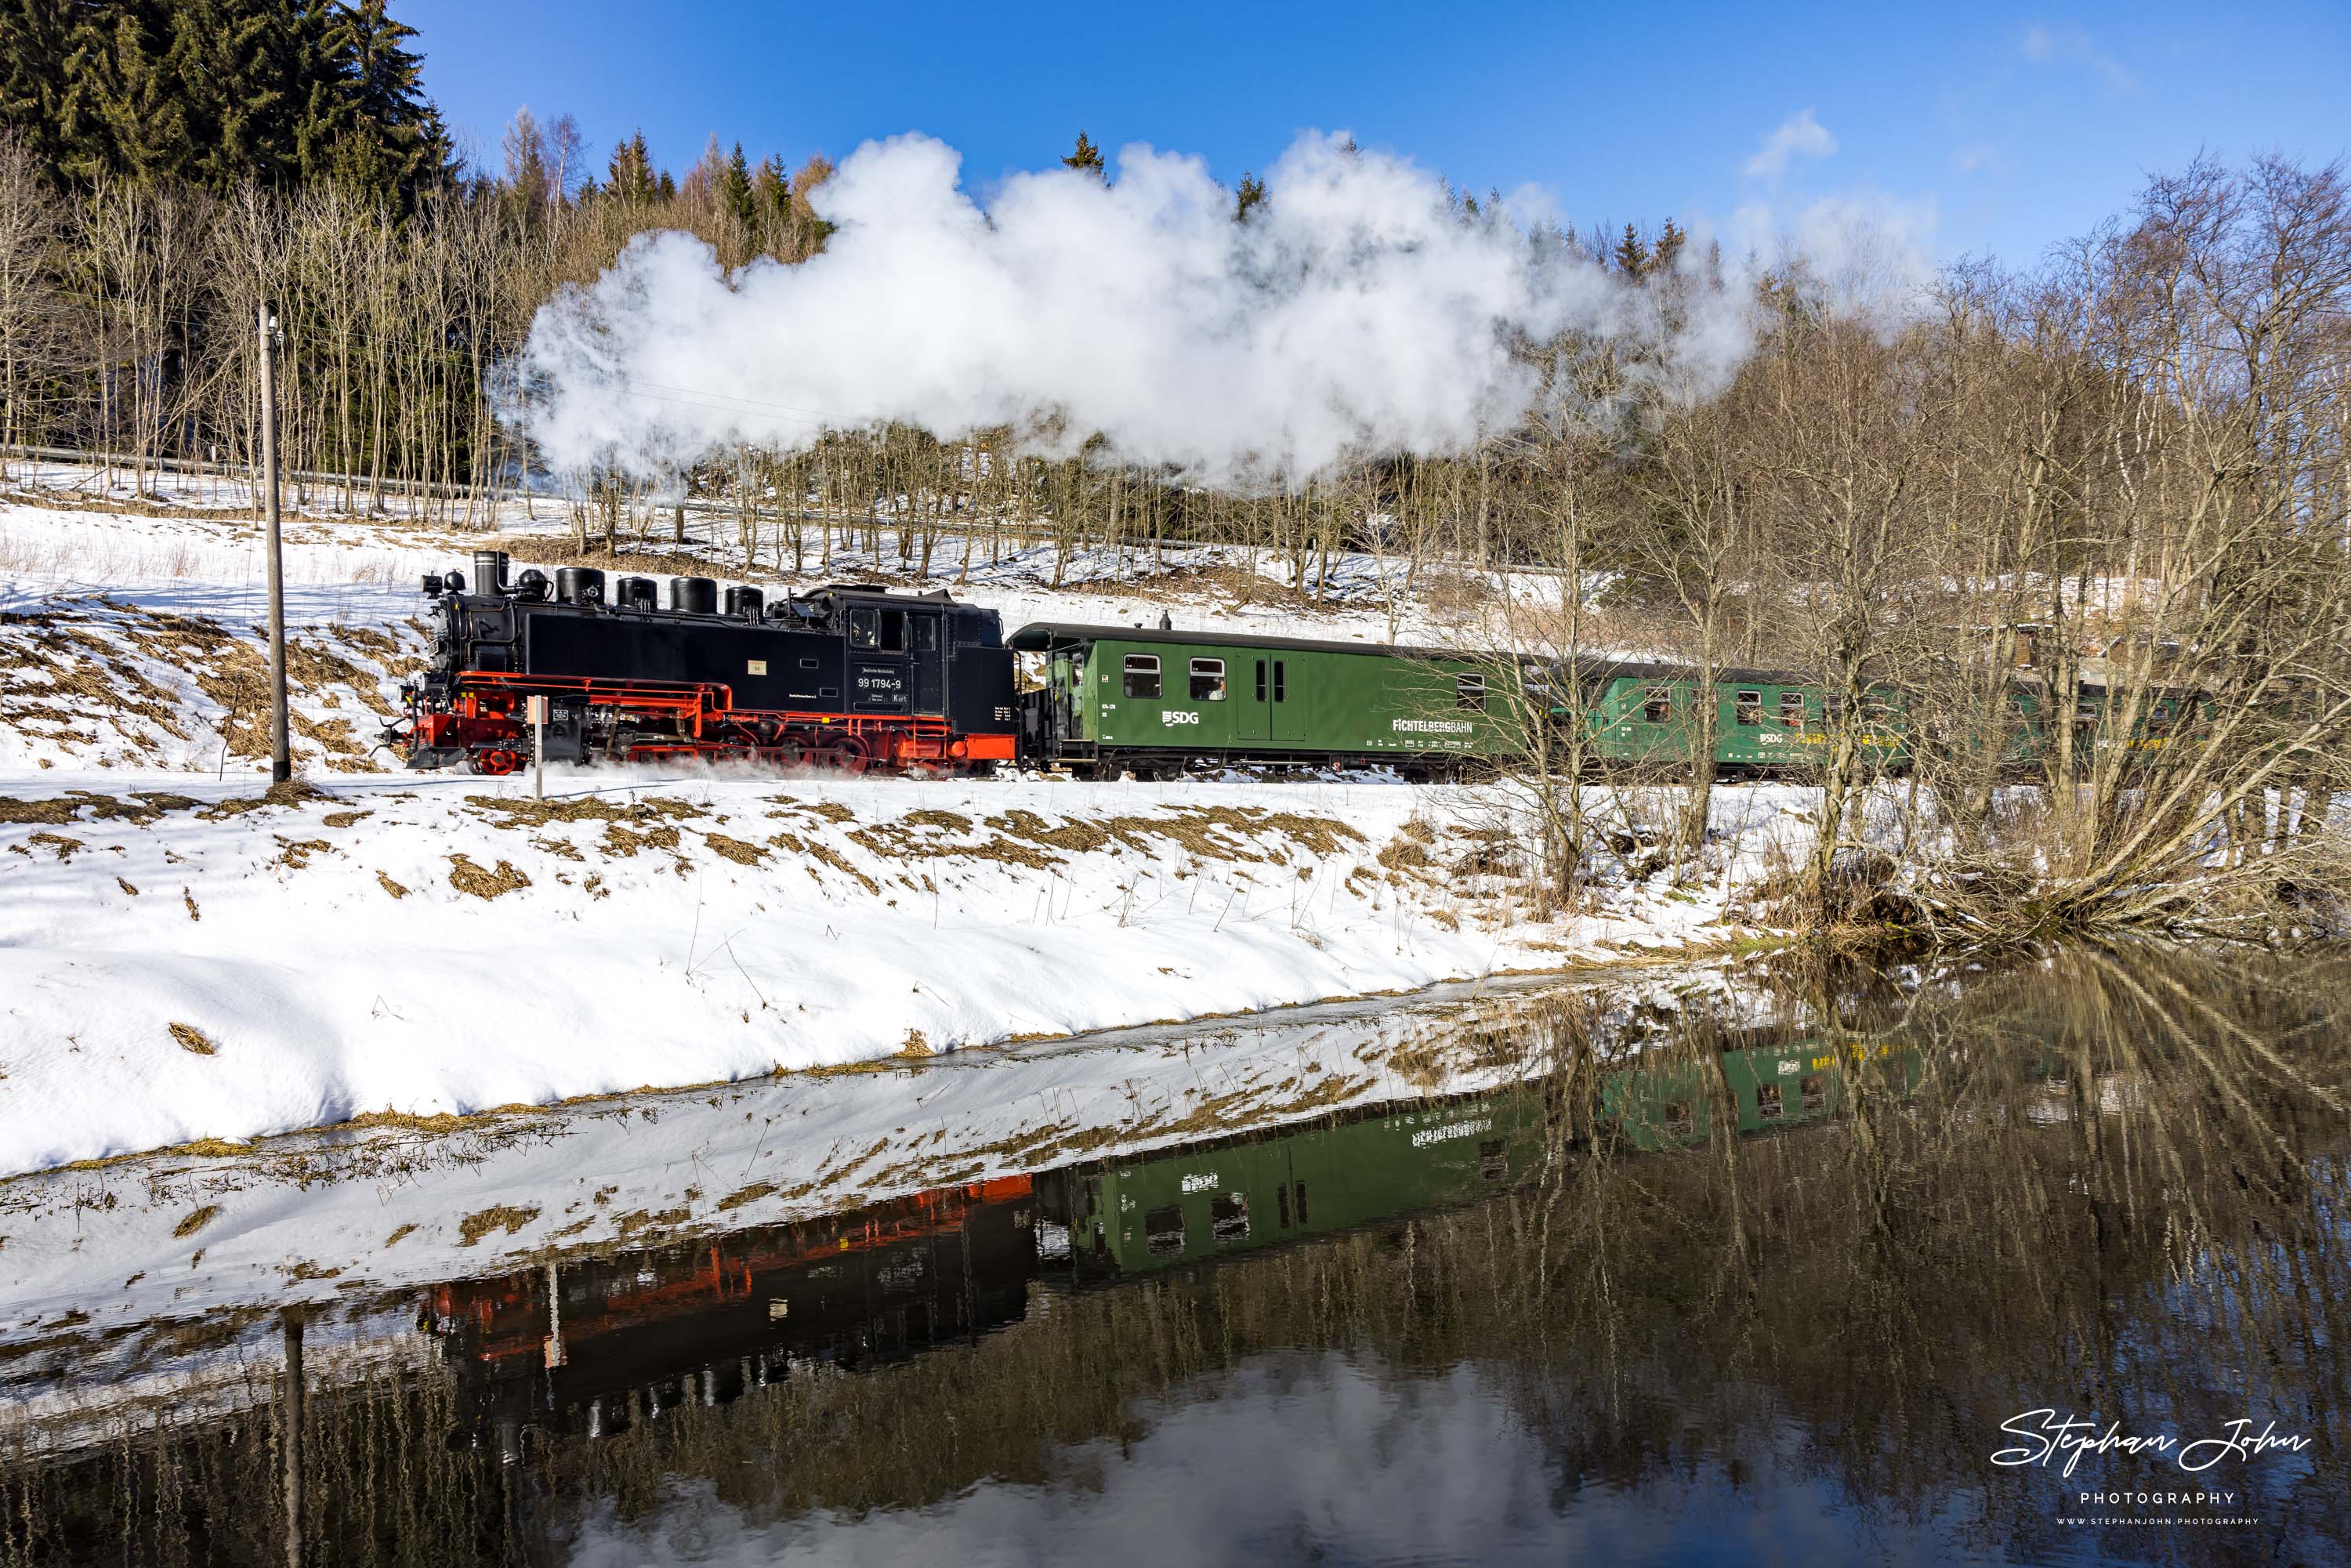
1007 621 1483 660
1005 622 1817 687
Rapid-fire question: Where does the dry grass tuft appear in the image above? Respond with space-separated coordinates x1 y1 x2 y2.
702 832 767 866
375 870 409 899
715 1182 777 1213
168 1022 216 1056
447 854 530 900
172 1204 221 1238
456 1205 540 1247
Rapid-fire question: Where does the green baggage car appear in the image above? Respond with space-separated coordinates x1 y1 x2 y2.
1010 622 1538 777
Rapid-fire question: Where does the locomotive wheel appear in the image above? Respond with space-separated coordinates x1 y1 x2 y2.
468 748 522 776
805 736 871 775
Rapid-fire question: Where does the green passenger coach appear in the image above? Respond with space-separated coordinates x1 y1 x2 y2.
1010 622 1534 776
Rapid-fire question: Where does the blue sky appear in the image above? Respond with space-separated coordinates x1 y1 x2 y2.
404 0 2348 269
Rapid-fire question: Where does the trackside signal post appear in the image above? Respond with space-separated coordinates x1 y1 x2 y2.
259 302 289 785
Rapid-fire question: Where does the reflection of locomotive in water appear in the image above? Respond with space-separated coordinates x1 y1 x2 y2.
426 1033 1922 1446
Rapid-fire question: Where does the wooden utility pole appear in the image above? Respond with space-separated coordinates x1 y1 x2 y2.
260 302 290 784
281 1307 306 1566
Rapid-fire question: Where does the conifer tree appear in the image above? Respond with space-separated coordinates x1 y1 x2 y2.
1234 170 1266 220
1651 216 1685 274
1062 130 1104 179
606 129 655 205
722 139 752 225
1614 222 1650 276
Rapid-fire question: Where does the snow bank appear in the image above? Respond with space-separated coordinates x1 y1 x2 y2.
0 768 1791 1175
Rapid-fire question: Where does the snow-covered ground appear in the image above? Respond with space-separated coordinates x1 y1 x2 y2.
0 481 1810 1177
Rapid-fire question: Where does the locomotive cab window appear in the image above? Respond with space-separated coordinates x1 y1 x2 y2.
911 616 937 652
1643 686 1672 723
1190 658 1226 701
1734 690 1762 726
1780 692 1806 728
848 608 878 650
1456 672 1487 712
878 610 907 654
1122 654 1161 699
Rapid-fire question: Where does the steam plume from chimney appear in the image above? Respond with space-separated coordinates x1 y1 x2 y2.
513 131 1753 487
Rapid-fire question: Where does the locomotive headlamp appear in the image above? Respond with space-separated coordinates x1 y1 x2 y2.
421 572 444 596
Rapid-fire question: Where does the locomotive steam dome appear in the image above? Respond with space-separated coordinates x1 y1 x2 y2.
555 567 607 605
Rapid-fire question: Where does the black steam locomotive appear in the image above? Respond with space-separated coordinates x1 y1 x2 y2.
392 551 1019 775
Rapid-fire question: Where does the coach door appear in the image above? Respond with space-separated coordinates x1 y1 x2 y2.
1269 655 1304 741
846 605 913 715
1239 656 1272 744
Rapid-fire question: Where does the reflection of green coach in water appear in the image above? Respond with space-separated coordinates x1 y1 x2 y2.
1042 1034 1925 1278
1040 1091 1555 1279
1603 1033 1924 1152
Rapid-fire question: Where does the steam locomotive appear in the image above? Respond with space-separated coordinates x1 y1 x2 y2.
393 551 1020 774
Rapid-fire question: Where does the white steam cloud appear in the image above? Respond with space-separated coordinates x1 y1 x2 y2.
514 132 1755 487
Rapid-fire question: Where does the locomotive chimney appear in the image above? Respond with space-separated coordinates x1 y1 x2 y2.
472 551 510 595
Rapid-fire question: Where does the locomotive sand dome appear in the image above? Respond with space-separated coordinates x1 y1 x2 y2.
392 555 1019 775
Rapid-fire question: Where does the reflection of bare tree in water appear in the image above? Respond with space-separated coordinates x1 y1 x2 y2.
2 947 2342 1566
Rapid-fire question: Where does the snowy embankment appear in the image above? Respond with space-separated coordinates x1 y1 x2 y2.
0 770 1780 1174
0 483 1804 1174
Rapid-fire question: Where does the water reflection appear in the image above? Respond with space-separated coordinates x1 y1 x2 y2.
1 943 2344 1566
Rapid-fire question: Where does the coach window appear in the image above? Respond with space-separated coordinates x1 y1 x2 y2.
1643 685 1672 723
1273 660 1288 702
847 608 878 650
1735 690 1762 726
1190 657 1226 701
1255 660 1268 701
1144 1205 1186 1257
1456 672 1487 712
1780 691 1806 728
1123 654 1161 699
1757 1081 1784 1120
